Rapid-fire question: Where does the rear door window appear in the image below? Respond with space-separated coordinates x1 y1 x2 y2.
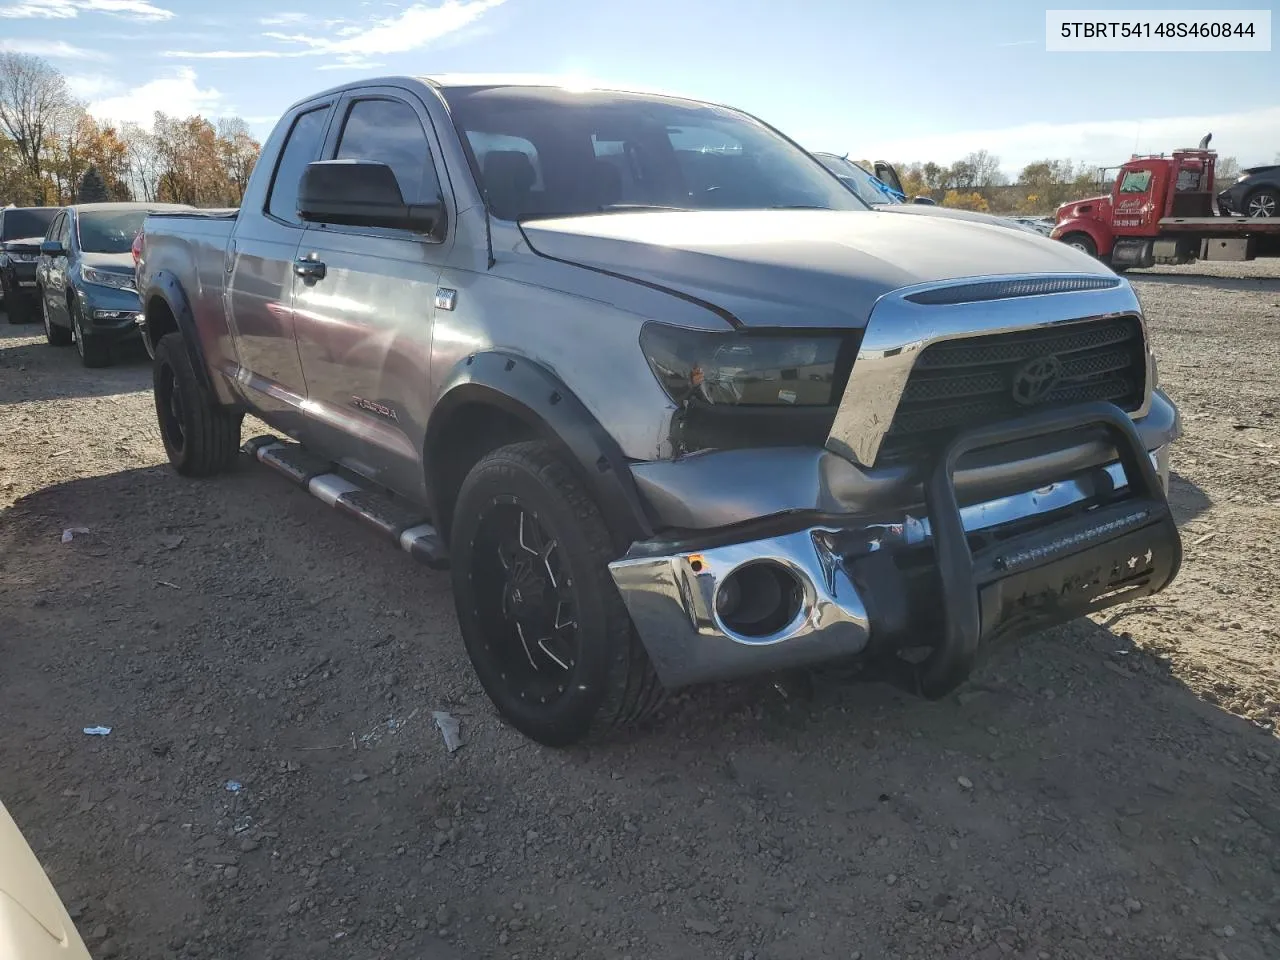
267 106 330 224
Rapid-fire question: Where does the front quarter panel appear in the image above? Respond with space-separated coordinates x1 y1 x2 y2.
431 220 687 464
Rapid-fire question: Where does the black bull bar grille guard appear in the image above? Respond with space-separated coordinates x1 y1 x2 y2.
896 400 1183 698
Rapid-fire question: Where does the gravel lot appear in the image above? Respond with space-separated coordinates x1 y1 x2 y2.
2 260 1279 960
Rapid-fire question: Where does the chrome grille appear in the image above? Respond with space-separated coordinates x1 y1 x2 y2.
881 315 1147 459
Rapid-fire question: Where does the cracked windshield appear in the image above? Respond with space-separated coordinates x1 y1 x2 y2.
1 2 1277 960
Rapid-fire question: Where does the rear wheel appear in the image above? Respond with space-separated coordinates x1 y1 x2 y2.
153 332 243 476
41 292 71 346
1245 188 1278 218
449 441 663 746
1061 232 1097 258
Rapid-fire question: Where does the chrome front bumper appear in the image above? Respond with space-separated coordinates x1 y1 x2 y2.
609 445 1170 690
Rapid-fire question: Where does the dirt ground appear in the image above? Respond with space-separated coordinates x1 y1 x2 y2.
2 261 1279 960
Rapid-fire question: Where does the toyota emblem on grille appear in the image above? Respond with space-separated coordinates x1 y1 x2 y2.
1011 355 1063 406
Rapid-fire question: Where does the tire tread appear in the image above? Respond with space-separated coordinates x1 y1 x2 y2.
155 332 242 477
453 440 664 744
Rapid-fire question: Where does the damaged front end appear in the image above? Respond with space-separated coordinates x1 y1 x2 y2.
609 274 1184 694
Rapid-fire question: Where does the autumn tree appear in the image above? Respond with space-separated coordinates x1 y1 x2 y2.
78 165 108 202
216 117 260 199
120 122 161 201
942 190 990 212
0 52 70 204
150 112 259 206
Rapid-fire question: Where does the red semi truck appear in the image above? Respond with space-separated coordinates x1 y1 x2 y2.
1051 135 1280 270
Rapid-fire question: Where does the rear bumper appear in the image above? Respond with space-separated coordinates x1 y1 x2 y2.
609 403 1180 691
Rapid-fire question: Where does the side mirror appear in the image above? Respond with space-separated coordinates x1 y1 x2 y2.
40 239 66 256
298 160 444 234
911 196 936 206
872 160 906 197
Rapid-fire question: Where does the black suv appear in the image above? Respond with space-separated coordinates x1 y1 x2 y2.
1 206 60 323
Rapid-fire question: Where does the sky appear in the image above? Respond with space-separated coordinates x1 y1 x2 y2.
0 0 1276 174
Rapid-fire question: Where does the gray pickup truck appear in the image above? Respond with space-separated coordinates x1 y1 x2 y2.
138 76 1183 746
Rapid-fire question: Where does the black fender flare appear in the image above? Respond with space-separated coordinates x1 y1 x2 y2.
426 352 655 550
142 270 217 397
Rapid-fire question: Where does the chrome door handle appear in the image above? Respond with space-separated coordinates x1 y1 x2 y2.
293 258 326 281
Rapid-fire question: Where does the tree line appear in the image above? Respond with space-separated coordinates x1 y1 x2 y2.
0 52 261 209
874 149 1248 215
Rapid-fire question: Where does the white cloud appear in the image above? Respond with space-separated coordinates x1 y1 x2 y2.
0 38 108 59
259 11 305 25
0 0 171 20
167 0 505 61
316 60 384 71
65 73 115 97
164 48 310 59
850 106 1280 175
87 66 225 127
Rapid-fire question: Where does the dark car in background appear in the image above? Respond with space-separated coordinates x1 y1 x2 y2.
37 201 192 367
0 206 60 322
1216 164 1280 218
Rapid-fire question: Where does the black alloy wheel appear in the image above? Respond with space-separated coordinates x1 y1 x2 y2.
472 497 580 704
449 441 664 746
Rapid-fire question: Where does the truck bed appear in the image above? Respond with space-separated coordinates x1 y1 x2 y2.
1159 215 1280 234
146 208 240 220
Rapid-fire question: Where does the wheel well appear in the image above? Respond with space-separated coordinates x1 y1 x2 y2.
428 402 541 544
145 295 178 354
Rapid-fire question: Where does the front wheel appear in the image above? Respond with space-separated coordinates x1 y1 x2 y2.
71 299 111 368
153 332 243 476
1061 232 1098 258
1245 188 1278 218
449 441 663 746
41 292 71 346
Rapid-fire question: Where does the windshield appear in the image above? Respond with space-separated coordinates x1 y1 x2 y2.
77 211 148 254
814 154 903 206
2 208 58 242
441 86 867 220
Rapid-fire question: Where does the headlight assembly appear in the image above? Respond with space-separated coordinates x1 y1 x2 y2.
640 323 848 407
81 264 135 291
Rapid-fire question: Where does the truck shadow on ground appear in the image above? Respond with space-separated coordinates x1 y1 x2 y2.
1167 469 1211 526
2 459 1277 960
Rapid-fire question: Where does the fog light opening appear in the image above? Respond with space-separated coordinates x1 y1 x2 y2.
716 561 805 638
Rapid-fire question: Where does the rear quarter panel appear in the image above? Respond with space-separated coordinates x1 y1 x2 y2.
140 212 240 404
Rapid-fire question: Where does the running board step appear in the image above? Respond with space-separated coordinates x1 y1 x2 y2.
242 434 448 569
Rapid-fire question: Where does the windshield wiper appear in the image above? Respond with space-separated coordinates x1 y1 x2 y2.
771 204 832 210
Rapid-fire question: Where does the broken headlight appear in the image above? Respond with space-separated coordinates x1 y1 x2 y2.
640 323 847 407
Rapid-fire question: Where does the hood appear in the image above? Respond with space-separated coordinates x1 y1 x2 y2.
80 251 134 272
1241 164 1280 177
3 236 45 254
1056 194 1110 218
519 209 1110 328
873 202 1037 234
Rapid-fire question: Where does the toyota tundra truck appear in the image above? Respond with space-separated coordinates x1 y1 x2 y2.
136 76 1183 746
